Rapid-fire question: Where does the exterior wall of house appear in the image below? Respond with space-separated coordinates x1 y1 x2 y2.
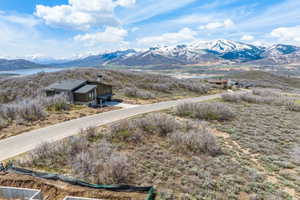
96 84 112 96
87 81 112 97
74 89 97 104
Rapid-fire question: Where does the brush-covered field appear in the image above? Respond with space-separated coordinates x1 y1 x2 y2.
15 89 300 199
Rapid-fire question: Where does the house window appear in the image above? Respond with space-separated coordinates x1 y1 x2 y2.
89 91 95 100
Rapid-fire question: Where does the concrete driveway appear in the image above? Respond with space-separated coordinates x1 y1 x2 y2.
0 91 245 161
104 101 139 108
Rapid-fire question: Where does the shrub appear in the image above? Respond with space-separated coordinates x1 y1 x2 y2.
175 102 196 117
108 119 141 143
221 93 242 103
0 104 19 121
25 141 68 168
45 94 70 111
291 145 300 164
108 113 178 141
175 102 235 121
286 101 300 112
96 153 130 184
150 83 172 93
170 123 220 156
252 89 281 97
70 140 131 184
123 87 155 99
80 126 99 140
18 101 47 121
0 117 8 130
240 92 293 106
0 94 70 125
67 136 90 155
240 93 275 104
142 113 179 136
21 135 132 184
180 81 211 94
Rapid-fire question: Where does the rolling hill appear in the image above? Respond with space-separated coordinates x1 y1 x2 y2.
0 59 47 71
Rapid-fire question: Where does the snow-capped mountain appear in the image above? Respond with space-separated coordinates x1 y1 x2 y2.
115 39 266 65
50 39 300 67
52 49 137 67
190 39 254 53
251 44 300 65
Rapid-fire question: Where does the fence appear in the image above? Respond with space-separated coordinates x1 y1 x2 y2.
0 162 155 200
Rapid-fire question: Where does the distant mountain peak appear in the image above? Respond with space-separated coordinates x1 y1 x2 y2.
189 39 253 53
36 40 300 67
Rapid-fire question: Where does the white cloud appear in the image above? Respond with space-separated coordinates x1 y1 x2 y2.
35 0 136 30
122 0 197 24
137 28 197 46
241 35 254 41
115 0 136 7
74 26 128 46
169 14 213 25
199 19 234 30
1 14 39 27
69 0 115 12
271 25 300 42
240 0 300 31
131 27 139 32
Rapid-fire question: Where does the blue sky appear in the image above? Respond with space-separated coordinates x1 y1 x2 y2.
0 0 300 59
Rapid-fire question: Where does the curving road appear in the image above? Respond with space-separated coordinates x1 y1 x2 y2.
0 91 245 161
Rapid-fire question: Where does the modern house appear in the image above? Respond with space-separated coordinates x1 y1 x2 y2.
45 77 113 106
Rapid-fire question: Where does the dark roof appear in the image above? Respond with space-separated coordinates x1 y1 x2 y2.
46 80 86 91
87 80 112 88
74 84 97 94
208 79 228 84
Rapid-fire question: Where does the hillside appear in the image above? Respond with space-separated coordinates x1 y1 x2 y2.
227 71 300 90
0 59 47 71
16 90 300 199
0 68 213 104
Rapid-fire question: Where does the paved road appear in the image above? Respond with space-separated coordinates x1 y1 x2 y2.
0 91 245 161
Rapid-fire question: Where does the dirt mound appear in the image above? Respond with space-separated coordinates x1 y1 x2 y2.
0 172 146 200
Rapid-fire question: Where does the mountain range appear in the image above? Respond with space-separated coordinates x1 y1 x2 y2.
54 40 300 67
1 40 300 71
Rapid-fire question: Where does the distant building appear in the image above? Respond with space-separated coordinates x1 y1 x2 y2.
207 79 238 89
45 76 113 106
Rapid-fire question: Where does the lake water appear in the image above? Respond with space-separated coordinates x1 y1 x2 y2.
0 67 68 76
